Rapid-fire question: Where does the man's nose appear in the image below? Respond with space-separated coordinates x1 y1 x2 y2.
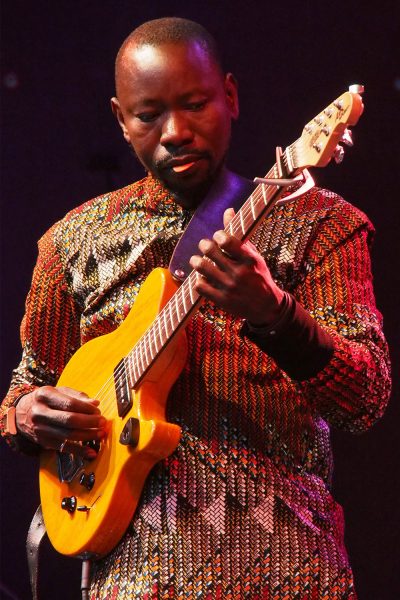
160 111 194 148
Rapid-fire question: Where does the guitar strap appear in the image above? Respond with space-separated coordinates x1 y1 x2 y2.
26 504 46 600
169 168 255 280
26 505 91 600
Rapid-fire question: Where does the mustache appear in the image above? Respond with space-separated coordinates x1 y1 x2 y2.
155 149 211 170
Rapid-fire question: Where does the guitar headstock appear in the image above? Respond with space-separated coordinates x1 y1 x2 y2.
292 85 364 170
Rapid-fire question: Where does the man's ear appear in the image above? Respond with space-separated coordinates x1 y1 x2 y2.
111 97 131 143
224 73 239 120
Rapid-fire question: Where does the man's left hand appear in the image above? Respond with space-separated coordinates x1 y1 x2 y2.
189 208 285 326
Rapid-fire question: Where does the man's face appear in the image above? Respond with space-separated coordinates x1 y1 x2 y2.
112 41 239 207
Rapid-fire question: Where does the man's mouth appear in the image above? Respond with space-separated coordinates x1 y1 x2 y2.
172 162 196 173
159 152 208 175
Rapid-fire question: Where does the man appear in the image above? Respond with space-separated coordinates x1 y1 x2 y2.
0 17 391 599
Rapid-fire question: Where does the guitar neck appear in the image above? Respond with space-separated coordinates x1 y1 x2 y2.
125 156 294 389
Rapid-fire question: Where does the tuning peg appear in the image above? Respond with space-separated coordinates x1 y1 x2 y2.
341 129 353 146
333 145 345 164
349 84 365 95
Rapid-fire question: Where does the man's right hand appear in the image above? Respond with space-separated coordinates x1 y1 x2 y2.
15 386 107 458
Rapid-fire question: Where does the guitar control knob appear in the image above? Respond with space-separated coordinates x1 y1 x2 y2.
61 496 77 513
119 417 140 447
79 472 95 490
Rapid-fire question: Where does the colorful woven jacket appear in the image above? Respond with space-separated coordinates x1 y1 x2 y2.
1 175 391 599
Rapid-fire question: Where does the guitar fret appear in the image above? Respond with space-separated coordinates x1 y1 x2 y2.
131 354 139 387
123 358 130 402
129 355 135 386
144 333 150 366
261 184 268 205
188 276 196 304
163 307 170 338
174 293 181 323
126 355 133 388
142 335 148 367
138 343 146 375
169 300 175 330
250 194 257 220
157 314 164 347
239 208 245 235
149 328 156 360
181 284 188 313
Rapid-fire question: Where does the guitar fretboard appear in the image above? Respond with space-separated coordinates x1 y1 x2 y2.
122 143 300 389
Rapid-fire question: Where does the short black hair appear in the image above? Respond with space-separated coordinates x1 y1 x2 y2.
115 17 223 87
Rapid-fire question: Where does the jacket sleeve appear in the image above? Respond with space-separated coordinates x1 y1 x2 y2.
244 195 391 433
292 205 391 433
0 224 82 449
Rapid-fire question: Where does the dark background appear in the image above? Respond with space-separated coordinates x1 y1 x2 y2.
1 1 399 598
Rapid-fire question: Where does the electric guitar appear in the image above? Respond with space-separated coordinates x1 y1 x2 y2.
39 86 364 558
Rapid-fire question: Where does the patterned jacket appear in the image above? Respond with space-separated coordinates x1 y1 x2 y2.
1 175 391 599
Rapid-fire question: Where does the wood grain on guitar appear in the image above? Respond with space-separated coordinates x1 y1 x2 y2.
39 87 364 558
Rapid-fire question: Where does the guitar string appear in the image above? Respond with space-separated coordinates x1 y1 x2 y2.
90 143 301 416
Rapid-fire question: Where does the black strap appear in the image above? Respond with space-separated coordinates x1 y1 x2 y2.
26 504 47 600
169 168 255 280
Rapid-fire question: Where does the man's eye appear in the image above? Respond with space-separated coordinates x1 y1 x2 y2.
136 112 159 123
187 101 206 111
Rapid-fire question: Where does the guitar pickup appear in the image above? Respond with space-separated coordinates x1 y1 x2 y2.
114 358 133 417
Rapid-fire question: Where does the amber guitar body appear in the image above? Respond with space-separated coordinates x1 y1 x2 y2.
39 268 186 557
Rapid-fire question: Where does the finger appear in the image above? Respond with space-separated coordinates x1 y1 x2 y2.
223 207 235 229
37 386 102 415
191 272 230 305
32 403 107 432
197 237 238 272
208 231 256 269
214 230 262 267
58 387 100 407
55 422 107 442
34 420 107 447
189 253 232 289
